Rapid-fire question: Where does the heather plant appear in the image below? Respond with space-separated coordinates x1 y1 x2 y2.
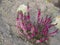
16 4 58 45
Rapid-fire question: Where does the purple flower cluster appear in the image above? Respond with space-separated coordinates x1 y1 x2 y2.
16 4 58 43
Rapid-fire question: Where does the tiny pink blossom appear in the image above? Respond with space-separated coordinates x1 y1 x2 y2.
36 40 40 43
27 35 31 39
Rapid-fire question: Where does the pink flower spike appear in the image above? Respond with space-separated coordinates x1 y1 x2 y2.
37 9 41 23
19 22 27 31
38 9 41 17
42 28 48 36
44 15 48 23
31 25 35 33
49 29 58 35
48 23 57 28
